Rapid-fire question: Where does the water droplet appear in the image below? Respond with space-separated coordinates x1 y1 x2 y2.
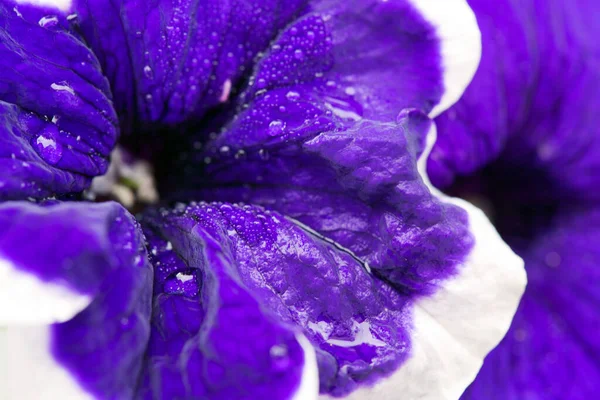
38 15 58 28
51 82 75 95
34 125 63 165
345 87 357 96
258 149 269 160
256 78 267 89
294 49 304 60
268 120 285 136
286 91 300 101
219 145 231 154
143 65 154 79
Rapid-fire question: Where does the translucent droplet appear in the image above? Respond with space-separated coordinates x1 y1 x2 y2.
38 15 58 28
258 149 269 160
256 78 267 89
268 120 285 136
51 82 75 95
219 145 231 154
286 91 300 101
143 65 154 79
34 125 63 165
294 49 304 60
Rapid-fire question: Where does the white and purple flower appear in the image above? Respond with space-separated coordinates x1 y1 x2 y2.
0 0 593 399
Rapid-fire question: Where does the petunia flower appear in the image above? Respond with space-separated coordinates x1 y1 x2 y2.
428 0 600 398
0 0 526 399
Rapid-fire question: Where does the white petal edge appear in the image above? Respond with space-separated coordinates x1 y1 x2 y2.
0 257 91 325
0 326 93 400
323 123 527 400
407 0 482 118
13 0 72 12
292 333 320 400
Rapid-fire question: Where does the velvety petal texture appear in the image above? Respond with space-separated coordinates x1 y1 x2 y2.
462 207 600 400
429 0 600 200
70 0 479 135
0 201 152 399
427 0 600 399
139 190 524 399
72 0 308 131
0 0 530 399
0 1 118 199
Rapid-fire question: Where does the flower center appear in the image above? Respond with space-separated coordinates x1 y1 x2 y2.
86 147 159 212
445 159 560 253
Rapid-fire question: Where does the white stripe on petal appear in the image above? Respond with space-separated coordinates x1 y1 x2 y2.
13 0 72 12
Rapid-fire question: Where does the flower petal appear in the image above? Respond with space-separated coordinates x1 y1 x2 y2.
0 1 118 199
71 0 479 134
140 196 524 399
428 0 600 198
462 206 600 400
138 214 321 400
0 201 152 399
182 110 473 296
150 114 525 398
72 0 307 130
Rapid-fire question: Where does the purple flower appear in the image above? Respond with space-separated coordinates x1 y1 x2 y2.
429 0 600 399
0 1 526 399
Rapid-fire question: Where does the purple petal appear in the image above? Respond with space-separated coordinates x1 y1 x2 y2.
70 0 479 135
139 206 320 399
0 1 118 199
429 0 600 199
462 207 600 400
0 201 152 399
181 110 474 297
139 197 524 398
72 0 307 131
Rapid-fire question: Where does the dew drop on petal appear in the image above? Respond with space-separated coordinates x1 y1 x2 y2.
38 15 58 28
268 120 285 136
286 91 300 101
143 65 154 79
34 125 63 165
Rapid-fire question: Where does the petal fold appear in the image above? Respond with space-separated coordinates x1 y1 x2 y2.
0 1 118 199
0 201 152 400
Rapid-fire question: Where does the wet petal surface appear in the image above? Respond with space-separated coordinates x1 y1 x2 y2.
0 1 118 199
0 201 152 399
140 196 524 398
73 0 307 131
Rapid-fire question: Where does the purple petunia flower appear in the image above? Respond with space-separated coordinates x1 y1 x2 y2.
0 0 529 399
429 0 600 399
